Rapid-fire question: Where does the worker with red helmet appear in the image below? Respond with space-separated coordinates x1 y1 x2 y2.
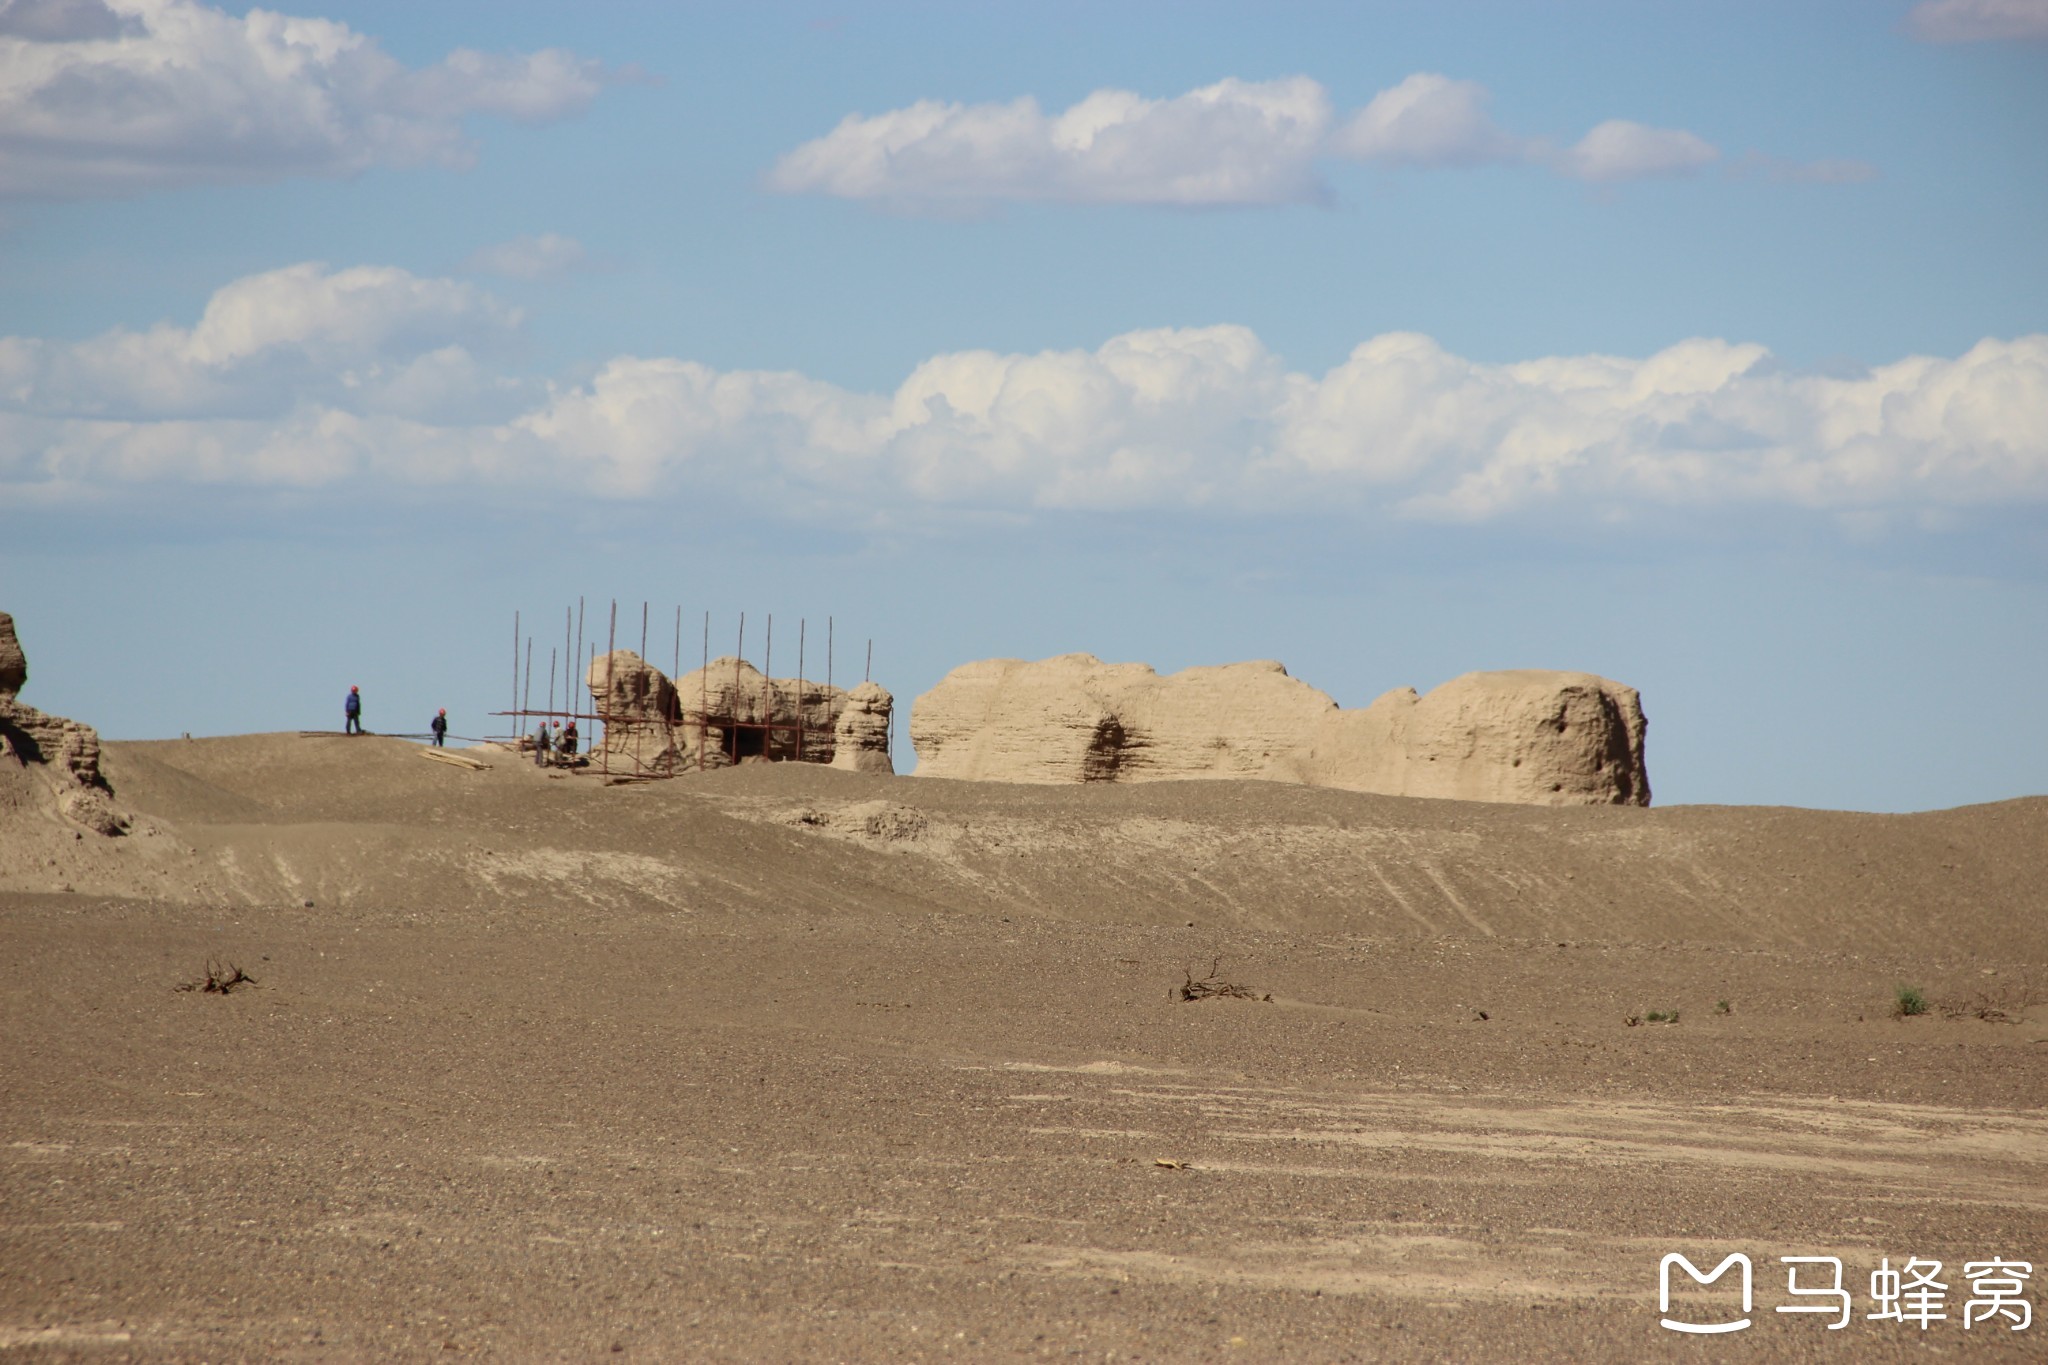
430 707 448 747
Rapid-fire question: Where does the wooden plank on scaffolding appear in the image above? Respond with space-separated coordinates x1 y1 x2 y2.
420 747 491 772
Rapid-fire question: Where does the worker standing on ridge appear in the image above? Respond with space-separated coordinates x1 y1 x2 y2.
344 685 363 736
430 708 448 747
533 718 551 767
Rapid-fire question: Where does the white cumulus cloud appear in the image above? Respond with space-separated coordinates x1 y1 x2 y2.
1329 73 1528 167
1546 120 1720 183
6 264 2043 532
0 261 526 421
770 73 1748 207
0 0 620 199
1906 0 2048 42
765 76 1334 207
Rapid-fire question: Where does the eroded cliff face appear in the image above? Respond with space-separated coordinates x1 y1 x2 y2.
0 611 24 699
0 610 125 834
1308 671 1649 806
910 654 1649 807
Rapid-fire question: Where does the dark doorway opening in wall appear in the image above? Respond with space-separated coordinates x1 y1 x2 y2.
726 725 767 763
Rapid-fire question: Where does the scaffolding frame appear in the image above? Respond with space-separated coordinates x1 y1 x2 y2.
492 599 883 784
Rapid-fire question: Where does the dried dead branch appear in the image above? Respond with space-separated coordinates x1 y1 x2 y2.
1178 958 1269 1003
177 959 256 995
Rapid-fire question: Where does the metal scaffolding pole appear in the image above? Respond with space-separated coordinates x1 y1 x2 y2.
603 600 617 779
493 600 877 779
733 613 745 765
635 601 649 776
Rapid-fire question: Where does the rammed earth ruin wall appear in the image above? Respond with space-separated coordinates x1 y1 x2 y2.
586 651 895 776
909 654 1648 807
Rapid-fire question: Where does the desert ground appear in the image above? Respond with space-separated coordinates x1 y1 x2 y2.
2 733 2044 1361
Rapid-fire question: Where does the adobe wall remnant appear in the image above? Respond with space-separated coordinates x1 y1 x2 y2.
908 655 1330 786
586 651 894 776
0 610 124 834
586 649 684 773
1310 670 1649 806
831 681 895 774
909 653 1649 807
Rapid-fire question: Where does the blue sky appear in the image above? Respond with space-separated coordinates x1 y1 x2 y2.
2 0 2043 811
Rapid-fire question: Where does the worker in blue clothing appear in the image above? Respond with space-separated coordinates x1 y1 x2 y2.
344 685 363 735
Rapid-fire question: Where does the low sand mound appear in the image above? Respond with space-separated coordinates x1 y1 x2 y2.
911 654 1648 806
7 734 2036 961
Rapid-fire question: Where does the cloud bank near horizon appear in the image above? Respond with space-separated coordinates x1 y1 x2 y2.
1905 0 2048 43
2 263 2042 534
767 72 1863 208
0 0 624 199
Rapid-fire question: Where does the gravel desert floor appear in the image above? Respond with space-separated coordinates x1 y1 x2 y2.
3 735 2044 1361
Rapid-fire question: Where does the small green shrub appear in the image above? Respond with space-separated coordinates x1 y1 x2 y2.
1714 999 1732 1015
1645 1009 1680 1024
1895 985 1928 1018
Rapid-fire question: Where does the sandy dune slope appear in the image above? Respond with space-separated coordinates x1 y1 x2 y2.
2 734 2043 1360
